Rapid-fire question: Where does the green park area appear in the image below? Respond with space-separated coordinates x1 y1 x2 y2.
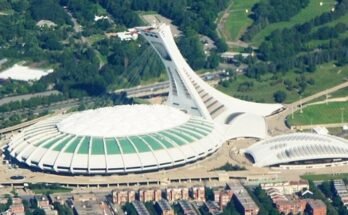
251 0 337 46
223 0 337 45
223 0 259 42
218 63 348 103
302 173 348 181
288 101 348 126
28 183 72 194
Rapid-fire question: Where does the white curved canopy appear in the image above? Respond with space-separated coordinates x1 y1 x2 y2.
245 133 348 167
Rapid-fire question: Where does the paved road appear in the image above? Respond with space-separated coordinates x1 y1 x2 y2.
0 90 60 106
115 71 224 98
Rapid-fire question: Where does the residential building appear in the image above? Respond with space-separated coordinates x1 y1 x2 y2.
213 189 233 208
132 200 150 215
166 187 189 202
334 179 348 207
112 189 136 205
178 200 198 215
155 199 174 215
227 182 259 215
7 198 25 215
306 199 327 215
261 180 309 195
139 188 162 202
191 186 205 202
203 201 222 215
36 195 50 209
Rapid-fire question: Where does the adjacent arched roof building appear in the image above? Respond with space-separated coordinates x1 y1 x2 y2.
245 133 348 167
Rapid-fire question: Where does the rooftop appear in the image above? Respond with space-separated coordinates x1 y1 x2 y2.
57 105 190 137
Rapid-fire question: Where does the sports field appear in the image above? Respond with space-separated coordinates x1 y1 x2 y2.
288 101 348 125
223 0 259 42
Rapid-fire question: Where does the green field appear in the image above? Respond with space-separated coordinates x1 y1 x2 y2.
251 0 336 46
223 0 259 42
311 86 348 103
288 101 348 125
29 184 73 194
302 173 348 181
217 63 348 103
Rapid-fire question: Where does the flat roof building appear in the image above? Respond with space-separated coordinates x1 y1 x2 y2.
261 180 309 195
306 199 327 215
203 201 222 215
227 181 259 215
155 199 174 215
178 200 198 215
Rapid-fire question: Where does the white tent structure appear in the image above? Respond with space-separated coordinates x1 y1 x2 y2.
245 133 348 167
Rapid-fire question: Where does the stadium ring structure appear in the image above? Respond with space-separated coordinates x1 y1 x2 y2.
6 105 224 175
245 133 348 169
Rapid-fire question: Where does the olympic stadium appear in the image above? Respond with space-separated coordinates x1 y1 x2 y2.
6 105 226 174
4 23 284 175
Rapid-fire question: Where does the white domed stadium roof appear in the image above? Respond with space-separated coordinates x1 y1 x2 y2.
57 105 190 137
6 105 223 175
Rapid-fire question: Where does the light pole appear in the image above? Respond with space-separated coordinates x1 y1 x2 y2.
341 107 345 124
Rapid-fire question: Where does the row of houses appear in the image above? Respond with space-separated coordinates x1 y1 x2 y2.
261 181 326 215
0 196 57 215
112 186 205 205
112 181 259 214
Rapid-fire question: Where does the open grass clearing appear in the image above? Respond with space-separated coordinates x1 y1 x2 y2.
217 63 348 103
223 0 259 42
251 0 336 46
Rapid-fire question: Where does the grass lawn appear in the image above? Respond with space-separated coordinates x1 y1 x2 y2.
288 101 348 125
31 188 72 194
87 34 106 44
251 0 336 46
302 173 348 181
310 86 348 102
224 0 260 42
28 183 73 194
217 63 348 103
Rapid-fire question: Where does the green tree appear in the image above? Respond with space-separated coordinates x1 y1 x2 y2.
273 90 287 103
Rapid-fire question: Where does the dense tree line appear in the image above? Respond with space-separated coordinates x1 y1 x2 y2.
319 181 348 214
30 0 72 25
0 196 12 213
308 180 339 215
0 0 224 100
242 0 309 41
129 0 229 52
97 0 142 27
249 186 280 215
59 0 97 25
